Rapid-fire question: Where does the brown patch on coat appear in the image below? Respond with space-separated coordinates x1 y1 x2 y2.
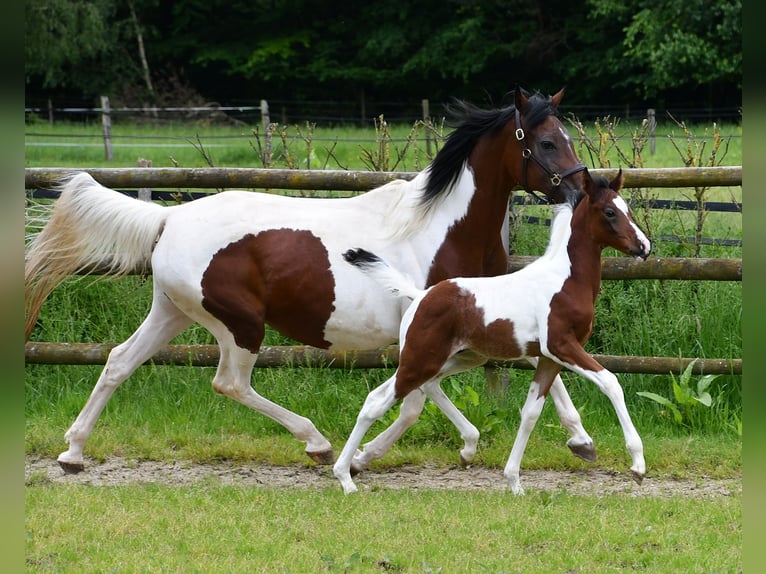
200 229 335 352
393 281 526 399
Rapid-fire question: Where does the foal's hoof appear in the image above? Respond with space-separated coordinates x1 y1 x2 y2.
58 460 85 474
306 449 335 465
631 470 645 486
349 462 364 477
459 453 472 468
568 442 597 463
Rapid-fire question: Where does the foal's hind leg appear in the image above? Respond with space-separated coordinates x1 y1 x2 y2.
350 351 485 474
57 295 193 473
527 357 596 462
212 336 333 464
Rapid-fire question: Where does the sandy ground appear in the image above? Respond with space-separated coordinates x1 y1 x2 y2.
25 455 740 498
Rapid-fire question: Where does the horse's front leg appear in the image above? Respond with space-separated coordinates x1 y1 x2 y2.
529 357 597 462
503 356 563 495
567 360 646 484
212 337 334 464
554 347 645 484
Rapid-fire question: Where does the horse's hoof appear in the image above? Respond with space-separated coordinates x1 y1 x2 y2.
459 454 472 468
631 470 645 485
306 449 335 465
568 442 597 463
58 460 85 474
350 463 364 477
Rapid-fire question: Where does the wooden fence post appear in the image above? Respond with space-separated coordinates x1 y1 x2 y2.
136 158 153 201
101 96 113 161
422 98 432 156
260 99 272 167
648 108 656 155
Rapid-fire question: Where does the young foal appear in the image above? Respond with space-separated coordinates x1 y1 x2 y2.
334 169 650 494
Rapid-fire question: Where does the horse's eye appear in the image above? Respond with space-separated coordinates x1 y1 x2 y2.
541 141 555 151
604 208 616 218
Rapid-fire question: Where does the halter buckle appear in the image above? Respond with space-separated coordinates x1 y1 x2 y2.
522 148 531 159
550 174 562 187
515 128 525 141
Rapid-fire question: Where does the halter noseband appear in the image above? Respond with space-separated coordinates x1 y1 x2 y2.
514 106 586 204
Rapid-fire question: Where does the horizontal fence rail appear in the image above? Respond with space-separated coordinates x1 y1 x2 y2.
25 166 742 191
24 166 742 375
69 256 741 282
24 343 741 376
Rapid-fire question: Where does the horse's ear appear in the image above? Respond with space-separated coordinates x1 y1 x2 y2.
550 87 565 108
610 168 624 192
514 87 528 110
582 167 594 195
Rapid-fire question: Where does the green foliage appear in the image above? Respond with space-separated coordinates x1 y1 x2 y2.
637 360 721 430
25 0 741 109
584 0 741 99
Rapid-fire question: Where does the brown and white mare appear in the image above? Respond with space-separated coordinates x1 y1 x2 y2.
334 168 650 494
25 88 591 474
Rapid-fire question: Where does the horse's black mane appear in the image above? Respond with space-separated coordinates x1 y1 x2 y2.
423 90 559 205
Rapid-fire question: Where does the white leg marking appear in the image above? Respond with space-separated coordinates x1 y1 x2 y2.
527 357 595 459
212 339 332 459
351 387 426 472
58 297 193 470
567 365 645 480
423 381 480 465
334 377 399 494
504 381 546 495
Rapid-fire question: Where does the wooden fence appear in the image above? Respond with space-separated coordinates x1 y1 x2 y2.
24 166 743 376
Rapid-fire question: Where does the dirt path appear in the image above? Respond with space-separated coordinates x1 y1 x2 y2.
25 455 740 498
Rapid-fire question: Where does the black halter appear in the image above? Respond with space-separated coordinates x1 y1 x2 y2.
514 106 586 204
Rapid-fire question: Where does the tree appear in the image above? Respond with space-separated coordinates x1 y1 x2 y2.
578 0 741 104
25 0 114 90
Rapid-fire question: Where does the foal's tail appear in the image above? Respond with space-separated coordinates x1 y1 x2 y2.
342 248 423 301
25 172 171 340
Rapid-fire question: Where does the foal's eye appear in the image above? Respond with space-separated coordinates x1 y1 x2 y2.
604 208 616 218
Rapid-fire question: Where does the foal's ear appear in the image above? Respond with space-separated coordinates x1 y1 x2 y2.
609 168 624 192
550 87 565 108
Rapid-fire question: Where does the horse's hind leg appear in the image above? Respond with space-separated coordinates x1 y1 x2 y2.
212 337 334 464
349 387 427 474
57 295 193 473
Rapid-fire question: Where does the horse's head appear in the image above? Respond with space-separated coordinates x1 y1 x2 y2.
510 87 586 205
580 168 651 260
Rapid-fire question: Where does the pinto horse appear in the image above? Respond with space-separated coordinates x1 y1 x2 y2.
25 88 590 474
334 168 650 495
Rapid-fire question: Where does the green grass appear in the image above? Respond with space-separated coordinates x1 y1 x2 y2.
26 484 741 573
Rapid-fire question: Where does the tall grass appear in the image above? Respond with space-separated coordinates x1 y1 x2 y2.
24 115 742 472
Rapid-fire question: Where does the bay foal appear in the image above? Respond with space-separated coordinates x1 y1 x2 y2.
334 168 650 494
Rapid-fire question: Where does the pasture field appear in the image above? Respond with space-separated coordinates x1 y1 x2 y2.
25 115 742 572
26 483 740 573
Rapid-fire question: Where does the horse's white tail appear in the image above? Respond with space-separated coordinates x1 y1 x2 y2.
25 172 171 340
342 248 423 301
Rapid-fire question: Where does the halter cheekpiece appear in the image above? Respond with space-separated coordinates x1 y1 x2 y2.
514 105 585 204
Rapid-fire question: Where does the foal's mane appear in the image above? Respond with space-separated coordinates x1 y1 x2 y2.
422 91 560 207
